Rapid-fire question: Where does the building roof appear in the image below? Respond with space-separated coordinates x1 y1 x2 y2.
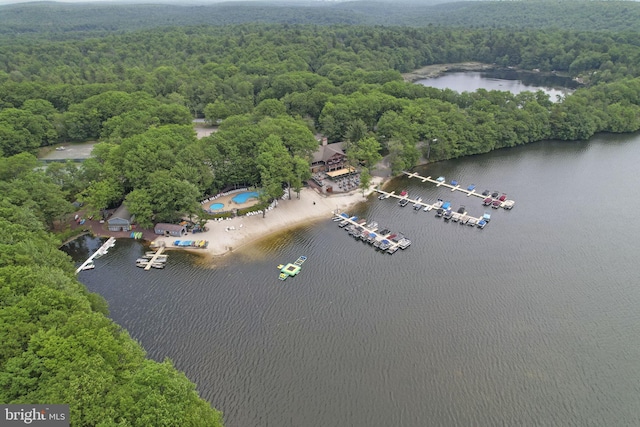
325 166 356 178
108 204 132 223
311 141 345 164
154 223 187 232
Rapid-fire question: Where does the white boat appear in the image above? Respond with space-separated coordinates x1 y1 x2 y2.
135 259 166 269
144 252 168 261
80 261 95 270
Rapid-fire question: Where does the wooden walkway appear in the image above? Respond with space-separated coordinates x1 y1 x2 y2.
402 171 515 209
75 237 115 274
144 246 165 271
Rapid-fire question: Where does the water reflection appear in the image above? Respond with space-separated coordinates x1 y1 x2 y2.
417 70 579 100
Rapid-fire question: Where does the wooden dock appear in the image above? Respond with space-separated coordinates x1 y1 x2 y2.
334 214 409 253
75 236 115 274
375 189 486 224
144 246 165 270
402 171 515 209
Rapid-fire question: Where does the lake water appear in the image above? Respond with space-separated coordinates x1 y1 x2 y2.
67 75 640 426
417 70 579 101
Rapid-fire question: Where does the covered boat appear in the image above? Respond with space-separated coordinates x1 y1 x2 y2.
502 200 515 210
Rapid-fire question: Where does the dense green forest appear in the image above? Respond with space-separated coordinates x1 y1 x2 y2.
2 1 640 425
2 0 640 35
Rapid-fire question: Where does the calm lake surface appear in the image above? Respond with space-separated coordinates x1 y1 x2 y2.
417 70 579 100
67 75 640 426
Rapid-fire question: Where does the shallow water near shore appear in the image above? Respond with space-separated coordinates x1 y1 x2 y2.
69 132 640 427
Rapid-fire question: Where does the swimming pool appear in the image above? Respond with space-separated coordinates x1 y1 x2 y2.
232 191 259 204
209 203 224 211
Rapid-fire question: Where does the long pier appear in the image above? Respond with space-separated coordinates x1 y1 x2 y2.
402 171 515 209
374 188 486 224
75 236 115 274
144 246 165 270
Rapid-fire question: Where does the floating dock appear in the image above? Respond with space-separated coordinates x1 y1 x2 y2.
278 255 307 280
75 236 115 274
374 190 489 229
334 213 410 253
402 171 515 209
143 246 165 271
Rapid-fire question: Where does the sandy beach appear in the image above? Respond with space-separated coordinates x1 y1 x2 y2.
152 177 385 257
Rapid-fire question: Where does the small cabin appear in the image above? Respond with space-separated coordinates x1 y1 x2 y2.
107 205 134 232
154 223 188 237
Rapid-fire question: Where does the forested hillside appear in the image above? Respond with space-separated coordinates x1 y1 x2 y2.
2 3 640 425
2 23 640 220
1 0 640 36
0 155 224 427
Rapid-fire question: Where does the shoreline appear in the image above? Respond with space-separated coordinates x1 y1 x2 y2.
152 177 387 258
402 62 496 82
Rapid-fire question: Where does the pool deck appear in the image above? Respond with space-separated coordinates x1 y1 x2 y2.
203 191 260 213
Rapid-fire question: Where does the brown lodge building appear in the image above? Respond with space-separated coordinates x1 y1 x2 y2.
311 138 346 173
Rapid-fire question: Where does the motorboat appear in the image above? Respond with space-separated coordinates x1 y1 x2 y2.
80 261 95 270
